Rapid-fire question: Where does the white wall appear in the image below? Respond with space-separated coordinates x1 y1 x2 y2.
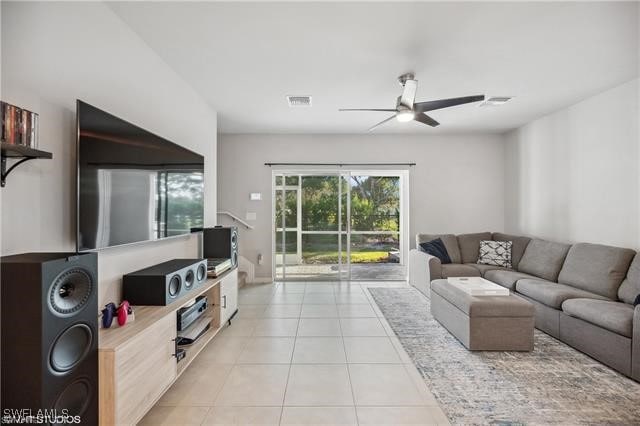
504 78 639 249
218 134 506 279
1 2 217 305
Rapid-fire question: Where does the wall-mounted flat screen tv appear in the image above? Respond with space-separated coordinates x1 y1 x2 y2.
77 100 204 251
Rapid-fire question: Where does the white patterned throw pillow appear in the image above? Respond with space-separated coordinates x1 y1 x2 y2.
478 240 512 268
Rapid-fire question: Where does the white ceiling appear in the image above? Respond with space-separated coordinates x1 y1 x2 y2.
109 1 638 134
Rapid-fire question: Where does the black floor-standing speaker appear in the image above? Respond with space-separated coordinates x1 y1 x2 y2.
203 226 238 268
1 252 98 425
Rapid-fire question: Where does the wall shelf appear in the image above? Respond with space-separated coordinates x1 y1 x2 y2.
0 142 52 187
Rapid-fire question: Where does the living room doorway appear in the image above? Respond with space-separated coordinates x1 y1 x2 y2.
273 169 409 281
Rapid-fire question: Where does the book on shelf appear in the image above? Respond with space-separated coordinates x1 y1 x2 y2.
207 257 232 277
1 101 39 147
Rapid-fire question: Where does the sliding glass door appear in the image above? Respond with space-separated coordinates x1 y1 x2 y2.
274 170 407 281
347 174 401 280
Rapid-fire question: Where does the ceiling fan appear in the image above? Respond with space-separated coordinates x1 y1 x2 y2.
339 73 485 131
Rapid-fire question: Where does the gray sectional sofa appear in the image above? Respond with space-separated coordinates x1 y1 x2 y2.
408 232 640 381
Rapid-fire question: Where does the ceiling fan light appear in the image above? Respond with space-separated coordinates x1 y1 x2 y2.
396 110 414 122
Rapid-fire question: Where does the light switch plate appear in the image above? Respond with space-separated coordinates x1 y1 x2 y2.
250 192 262 201
246 212 257 221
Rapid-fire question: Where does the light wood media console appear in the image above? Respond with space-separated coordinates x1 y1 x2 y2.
98 269 238 425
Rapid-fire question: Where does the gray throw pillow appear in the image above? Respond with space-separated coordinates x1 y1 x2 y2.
478 240 512 269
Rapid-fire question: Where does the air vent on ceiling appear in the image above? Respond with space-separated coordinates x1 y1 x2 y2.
286 95 312 107
479 96 512 107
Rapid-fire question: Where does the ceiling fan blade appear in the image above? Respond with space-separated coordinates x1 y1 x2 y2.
414 113 440 127
414 95 485 112
399 79 418 108
339 108 397 112
368 114 397 132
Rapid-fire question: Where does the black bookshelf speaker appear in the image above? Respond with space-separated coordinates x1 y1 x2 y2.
203 226 238 268
1 252 98 425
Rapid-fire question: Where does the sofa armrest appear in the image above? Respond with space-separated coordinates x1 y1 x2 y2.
633 304 640 380
409 249 442 297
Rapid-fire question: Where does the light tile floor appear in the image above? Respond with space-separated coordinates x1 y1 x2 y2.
275 264 407 281
140 281 450 425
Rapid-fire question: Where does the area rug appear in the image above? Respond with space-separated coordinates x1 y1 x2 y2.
368 287 640 425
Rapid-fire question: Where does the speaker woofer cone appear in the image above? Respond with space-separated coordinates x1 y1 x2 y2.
184 270 194 289
49 323 93 374
168 274 181 297
48 268 93 317
196 264 206 282
53 377 92 417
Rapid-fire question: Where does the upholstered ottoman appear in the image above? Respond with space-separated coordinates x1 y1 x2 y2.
430 279 535 351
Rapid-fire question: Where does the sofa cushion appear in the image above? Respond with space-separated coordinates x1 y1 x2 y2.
515 279 609 309
416 234 461 264
618 253 640 305
483 270 537 290
457 232 492 263
440 264 481 278
517 239 571 281
557 243 635 300
492 233 531 270
466 263 510 277
562 298 634 338
418 238 452 264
